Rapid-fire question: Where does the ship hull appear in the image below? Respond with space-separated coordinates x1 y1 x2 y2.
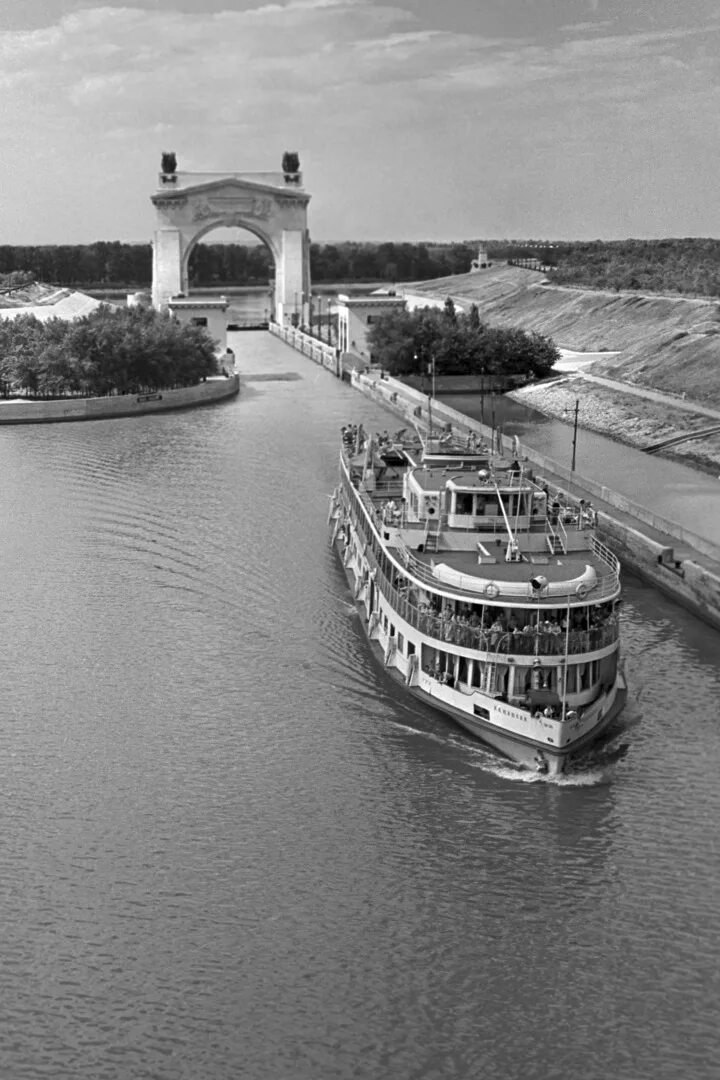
330 427 628 777
332 530 627 777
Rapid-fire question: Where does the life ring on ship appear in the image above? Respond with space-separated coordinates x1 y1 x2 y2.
485 582 499 599
575 582 589 599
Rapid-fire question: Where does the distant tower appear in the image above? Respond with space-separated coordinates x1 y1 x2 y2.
471 243 491 272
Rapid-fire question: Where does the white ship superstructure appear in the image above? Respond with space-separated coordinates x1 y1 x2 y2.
330 424 627 775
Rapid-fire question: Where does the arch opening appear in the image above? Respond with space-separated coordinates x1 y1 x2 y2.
184 224 276 329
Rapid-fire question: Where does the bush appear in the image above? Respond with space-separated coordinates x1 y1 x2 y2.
366 303 558 380
0 306 217 398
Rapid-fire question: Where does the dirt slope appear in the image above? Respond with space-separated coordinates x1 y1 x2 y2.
406 267 720 406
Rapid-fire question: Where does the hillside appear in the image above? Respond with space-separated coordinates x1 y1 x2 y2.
404 267 720 406
0 281 72 308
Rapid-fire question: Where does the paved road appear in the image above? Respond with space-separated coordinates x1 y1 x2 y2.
556 352 720 422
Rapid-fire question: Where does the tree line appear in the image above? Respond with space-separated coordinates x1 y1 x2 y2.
367 299 559 380
2 237 720 296
0 306 218 399
543 238 720 297
0 240 477 288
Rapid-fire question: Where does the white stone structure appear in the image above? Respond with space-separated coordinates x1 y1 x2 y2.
167 295 229 351
335 293 407 364
470 243 491 272
151 166 311 326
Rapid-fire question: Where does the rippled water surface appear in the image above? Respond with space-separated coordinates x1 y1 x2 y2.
1 333 719 1080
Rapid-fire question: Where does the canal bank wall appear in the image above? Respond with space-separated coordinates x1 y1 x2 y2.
0 374 239 424
349 368 720 633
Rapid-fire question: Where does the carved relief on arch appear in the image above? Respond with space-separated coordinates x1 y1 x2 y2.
192 196 274 222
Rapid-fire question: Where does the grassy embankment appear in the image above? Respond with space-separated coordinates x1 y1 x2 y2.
406 266 720 476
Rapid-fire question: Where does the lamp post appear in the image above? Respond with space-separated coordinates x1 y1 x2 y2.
563 398 579 472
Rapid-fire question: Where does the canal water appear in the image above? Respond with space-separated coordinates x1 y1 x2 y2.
440 392 720 544
1 331 719 1080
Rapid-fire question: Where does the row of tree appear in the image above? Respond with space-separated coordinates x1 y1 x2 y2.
3 237 720 296
0 306 218 398
0 241 478 288
543 238 720 296
367 299 559 380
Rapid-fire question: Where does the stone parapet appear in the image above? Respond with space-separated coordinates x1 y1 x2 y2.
0 375 239 425
269 322 339 375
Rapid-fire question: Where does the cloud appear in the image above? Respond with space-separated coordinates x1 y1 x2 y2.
2 1 720 242
2 3 717 128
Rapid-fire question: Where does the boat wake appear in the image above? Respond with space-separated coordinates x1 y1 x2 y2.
484 760 618 787
386 716 630 786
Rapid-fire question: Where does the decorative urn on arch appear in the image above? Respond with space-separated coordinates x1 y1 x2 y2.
160 151 177 183
282 151 301 185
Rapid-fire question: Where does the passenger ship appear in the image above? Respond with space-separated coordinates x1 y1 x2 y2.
329 424 627 775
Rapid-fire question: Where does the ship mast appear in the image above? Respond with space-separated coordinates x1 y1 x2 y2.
494 481 521 562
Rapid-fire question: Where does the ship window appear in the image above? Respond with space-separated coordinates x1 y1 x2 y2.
456 493 473 514
390 623 396 637
473 704 490 720
397 632 404 654
408 642 416 656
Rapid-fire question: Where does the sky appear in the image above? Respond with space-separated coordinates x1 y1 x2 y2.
2 0 720 244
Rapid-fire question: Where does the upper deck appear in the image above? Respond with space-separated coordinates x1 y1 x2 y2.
340 429 620 606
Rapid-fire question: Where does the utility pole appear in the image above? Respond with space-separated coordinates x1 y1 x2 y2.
570 398 579 472
563 398 579 471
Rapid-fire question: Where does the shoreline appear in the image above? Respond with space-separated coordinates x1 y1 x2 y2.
0 375 239 424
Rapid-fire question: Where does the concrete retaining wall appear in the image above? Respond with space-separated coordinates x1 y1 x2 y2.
350 369 720 631
0 375 239 424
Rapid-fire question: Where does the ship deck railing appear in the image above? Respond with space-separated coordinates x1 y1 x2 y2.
368 559 620 657
341 454 621 602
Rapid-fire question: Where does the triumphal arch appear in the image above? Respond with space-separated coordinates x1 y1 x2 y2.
150 155 311 326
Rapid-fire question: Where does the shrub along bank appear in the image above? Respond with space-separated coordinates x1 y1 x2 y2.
0 305 218 398
366 299 559 380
